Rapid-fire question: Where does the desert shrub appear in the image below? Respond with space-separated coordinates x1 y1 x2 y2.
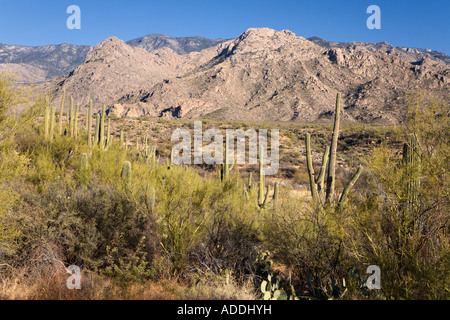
103 237 155 288
263 191 351 290
154 167 261 276
342 91 449 299
9 180 154 271
187 186 262 281
0 72 45 257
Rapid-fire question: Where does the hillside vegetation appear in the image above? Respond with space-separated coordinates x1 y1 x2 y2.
0 73 448 300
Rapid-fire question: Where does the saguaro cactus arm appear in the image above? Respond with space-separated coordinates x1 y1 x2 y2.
317 146 330 201
306 133 319 203
338 165 363 206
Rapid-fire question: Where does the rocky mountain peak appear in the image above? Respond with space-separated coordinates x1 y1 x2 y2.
85 37 139 63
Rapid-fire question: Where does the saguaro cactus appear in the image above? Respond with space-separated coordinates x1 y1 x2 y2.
305 93 362 206
87 100 93 147
74 103 79 139
121 161 132 186
106 118 112 149
94 113 100 146
59 90 66 135
43 98 50 140
81 153 89 171
120 130 124 146
49 106 55 142
306 133 319 203
257 146 279 209
99 105 106 149
325 92 341 203
259 146 265 205
69 96 74 137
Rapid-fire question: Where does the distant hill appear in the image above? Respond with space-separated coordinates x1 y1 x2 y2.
126 34 228 55
0 35 228 83
0 43 91 84
308 36 450 65
41 28 449 124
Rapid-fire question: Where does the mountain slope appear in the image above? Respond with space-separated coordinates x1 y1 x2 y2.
35 28 449 123
45 36 230 112
308 36 450 65
0 35 228 84
126 34 228 55
115 28 449 123
0 43 91 83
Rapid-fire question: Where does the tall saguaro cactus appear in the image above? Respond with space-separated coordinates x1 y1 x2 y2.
306 133 319 203
94 113 100 146
43 98 50 140
87 100 93 147
74 103 79 139
49 106 55 142
219 134 234 180
69 96 74 137
121 161 132 186
81 153 89 171
305 92 362 207
99 105 106 149
59 90 66 135
257 146 279 209
325 92 341 203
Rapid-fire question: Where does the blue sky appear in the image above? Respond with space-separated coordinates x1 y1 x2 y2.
0 0 449 54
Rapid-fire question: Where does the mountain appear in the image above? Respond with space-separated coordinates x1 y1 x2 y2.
308 37 450 65
0 35 228 84
46 36 228 113
126 34 228 55
43 28 449 124
0 43 91 84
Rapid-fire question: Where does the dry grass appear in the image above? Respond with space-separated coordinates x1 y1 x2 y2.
0 266 257 300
